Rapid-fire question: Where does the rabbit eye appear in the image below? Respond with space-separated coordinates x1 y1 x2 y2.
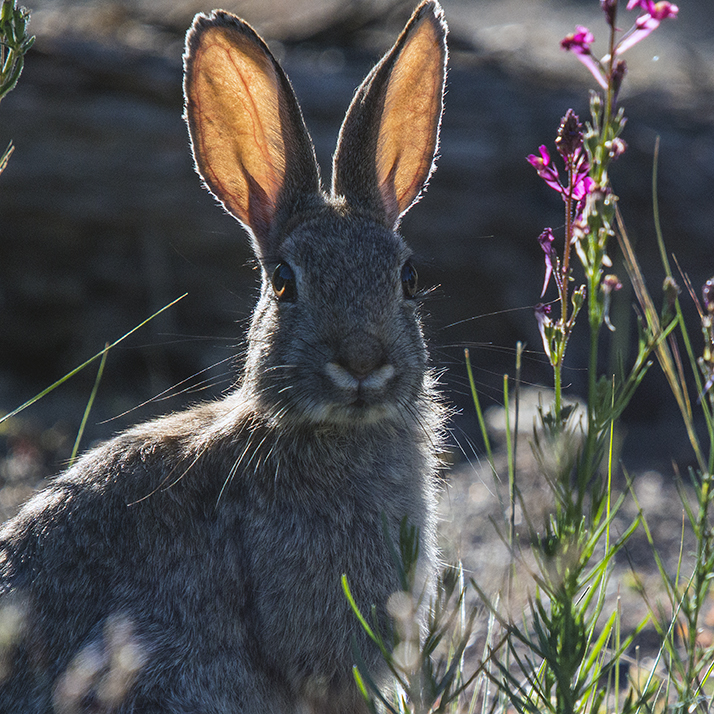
272 262 297 302
401 261 418 299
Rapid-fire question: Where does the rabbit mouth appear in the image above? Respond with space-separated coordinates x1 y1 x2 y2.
322 400 397 426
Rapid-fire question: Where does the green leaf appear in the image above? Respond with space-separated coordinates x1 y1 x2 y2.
341 574 379 645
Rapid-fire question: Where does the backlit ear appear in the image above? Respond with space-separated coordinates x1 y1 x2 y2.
332 1 448 229
184 11 320 256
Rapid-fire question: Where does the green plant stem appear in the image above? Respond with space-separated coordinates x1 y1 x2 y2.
583 270 604 492
553 165 577 426
464 348 495 473
562 168 574 314
651 138 671 276
604 13 616 126
554 357 563 424
503 373 515 553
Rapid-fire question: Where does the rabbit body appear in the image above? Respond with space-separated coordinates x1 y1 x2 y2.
1 386 439 712
0 2 448 712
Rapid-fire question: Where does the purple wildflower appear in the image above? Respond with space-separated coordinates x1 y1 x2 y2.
560 25 594 54
618 0 679 54
527 145 562 193
626 0 679 19
563 1 677 87
555 109 584 159
571 154 595 201
528 114 595 204
556 111 594 199
538 228 558 297
535 303 554 360
561 26 608 89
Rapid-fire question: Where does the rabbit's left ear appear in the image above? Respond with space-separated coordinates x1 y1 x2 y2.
183 11 320 256
332 0 448 229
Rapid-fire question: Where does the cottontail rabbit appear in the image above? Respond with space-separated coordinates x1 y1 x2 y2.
0 1 448 711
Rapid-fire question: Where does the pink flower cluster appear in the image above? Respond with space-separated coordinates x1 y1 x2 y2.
619 0 680 53
527 110 595 298
561 0 678 88
561 26 606 88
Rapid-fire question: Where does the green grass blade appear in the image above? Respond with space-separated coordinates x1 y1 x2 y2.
0 293 187 426
68 343 109 466
341 574 378 644
464 348 495 472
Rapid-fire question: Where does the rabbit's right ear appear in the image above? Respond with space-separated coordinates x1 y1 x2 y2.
332 0 448 230
332 0 447 228
183 11 321 258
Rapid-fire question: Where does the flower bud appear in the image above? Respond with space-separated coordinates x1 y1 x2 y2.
601 276 621 331
601 0 617 27
703 277 714 314
660 276 681 327
663 276 681 307
602 274 622 294
535 303 554 361
537 228 558 297
605 138 627 161
555 109 584 159
572 285 586 311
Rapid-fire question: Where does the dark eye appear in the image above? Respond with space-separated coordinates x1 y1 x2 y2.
272 262 297 302
401 261 418 299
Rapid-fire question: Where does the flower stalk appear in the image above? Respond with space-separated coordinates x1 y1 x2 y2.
529 0 677 448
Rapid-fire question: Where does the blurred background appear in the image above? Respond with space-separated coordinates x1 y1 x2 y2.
0 0 713 487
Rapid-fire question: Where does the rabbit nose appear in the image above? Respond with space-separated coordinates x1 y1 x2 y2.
325 331 395 391
336 330 387 380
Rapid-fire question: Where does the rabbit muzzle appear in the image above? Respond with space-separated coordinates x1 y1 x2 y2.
324 328 399 406
324 361 396 394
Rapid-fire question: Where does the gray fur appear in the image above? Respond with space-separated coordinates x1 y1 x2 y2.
0 2 448 712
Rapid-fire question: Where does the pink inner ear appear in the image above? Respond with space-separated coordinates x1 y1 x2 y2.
373 10 445 224
186 23 287 235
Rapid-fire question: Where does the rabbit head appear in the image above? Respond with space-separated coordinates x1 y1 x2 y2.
183 1 448 430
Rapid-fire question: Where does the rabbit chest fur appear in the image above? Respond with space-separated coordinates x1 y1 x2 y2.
1 390 440 712
0 2 449 712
